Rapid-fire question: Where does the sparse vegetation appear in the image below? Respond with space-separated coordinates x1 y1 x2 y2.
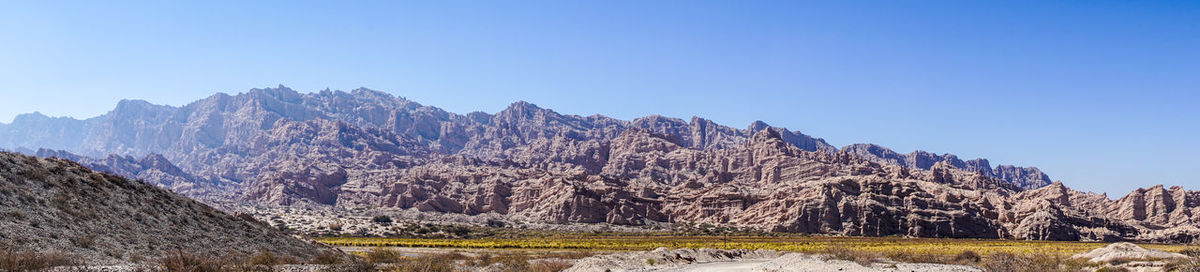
364 247 404 263
372 215 393 225
952 250 981 264
0 248 76 271
245 250 282 266
386 252 469 272
310 250 346 265
1096 266 1132 272
71 235 96 249
528 260 573 272
1167 257 1200 272
981 251 1087 272
158 250 226 272
322 259 377 272
316 235 1188 257
820 245 878 266
883 249 951 264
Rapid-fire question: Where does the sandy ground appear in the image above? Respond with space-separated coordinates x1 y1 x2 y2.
648 260 768 271
566 249 983 272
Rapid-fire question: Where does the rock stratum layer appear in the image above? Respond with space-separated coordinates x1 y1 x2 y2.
1 86 1196 242
0 152 329 264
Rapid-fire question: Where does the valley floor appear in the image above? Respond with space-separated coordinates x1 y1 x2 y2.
314 235 1199 272
315 235 1190 256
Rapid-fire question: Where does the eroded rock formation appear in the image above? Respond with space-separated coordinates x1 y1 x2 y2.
1 86 1195 242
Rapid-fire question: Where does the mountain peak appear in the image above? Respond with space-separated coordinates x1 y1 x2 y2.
747 120 770 132
350 87 393 98
750 126 784 142
9 111 49 123
247 85 302 101
498 100 546 116
507 100 540 110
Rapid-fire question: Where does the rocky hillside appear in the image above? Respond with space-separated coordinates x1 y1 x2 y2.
0 86 1194 242
0 152 329 264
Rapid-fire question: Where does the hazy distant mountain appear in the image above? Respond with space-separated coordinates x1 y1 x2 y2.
3 86 1196 242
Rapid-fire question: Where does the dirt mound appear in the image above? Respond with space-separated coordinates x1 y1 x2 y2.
1072 242 1189 263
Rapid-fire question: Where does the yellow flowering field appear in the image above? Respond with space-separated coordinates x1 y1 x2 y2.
314 235 1192 256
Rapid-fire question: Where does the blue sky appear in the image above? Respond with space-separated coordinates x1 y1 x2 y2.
1 1 1197 195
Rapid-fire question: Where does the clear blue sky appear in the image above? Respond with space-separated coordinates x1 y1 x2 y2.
1 1 1197 196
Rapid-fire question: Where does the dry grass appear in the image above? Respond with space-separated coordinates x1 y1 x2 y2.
953 250 981 264
310 250 346 265
982 252 1087 272
1181 247 1200 258
158 250 226 272
0 248 76 271
1095 266 1132 272
539 250 595 260
1166 258 1200 272
527 260 573 272
356 250 572 272
320 260 377 272
493 253 533 271
818 245 880 266
154 249 316 272
364 247 404 263
386 253 467 272
246 250 282 266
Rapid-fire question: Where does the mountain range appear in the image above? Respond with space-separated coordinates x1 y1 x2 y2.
1 85 1196 242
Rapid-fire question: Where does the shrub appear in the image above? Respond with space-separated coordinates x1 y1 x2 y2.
528 260 572 272
0 248 76 271
495 253 531 271
322 260 377 272
450 226 471 237
372 216 393 225
883 250 949 264
486 219 507 228
472 253 494 266
545 251 594 260
983 252 1030 272
71 235 96 249
388 253 465 272
820 245 878 266
158 250 226 272
1096 266 1131 272
246 250 280 266
983 252 1085 272
953 250 981 264
1181 247 1200 258
1167 258 1200 272
310 250 345 265
365 247 403 263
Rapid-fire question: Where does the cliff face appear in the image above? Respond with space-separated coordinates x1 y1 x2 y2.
0 152 328 264
842 144 1052 190
1 86 1194 242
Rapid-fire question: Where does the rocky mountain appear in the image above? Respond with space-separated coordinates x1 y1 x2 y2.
842 144 1052 190
1 86 1195 242
0 151 330 264
31 148 227 199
